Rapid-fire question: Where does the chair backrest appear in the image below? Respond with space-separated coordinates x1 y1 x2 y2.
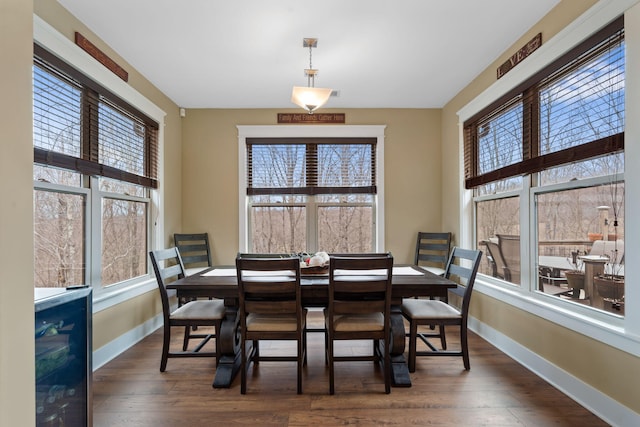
589 239 624 263
328 253 394 325
414 232 452 269
496 234 521 284
443 247 483 319
481 240 508 280
235 256 303 328
149 247 186 322
174 233 212 269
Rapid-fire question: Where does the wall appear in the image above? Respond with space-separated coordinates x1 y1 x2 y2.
441 0 640 422
181 108 443 264
32 0 183 360
0 1 36 425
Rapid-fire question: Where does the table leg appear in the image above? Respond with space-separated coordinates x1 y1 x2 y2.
212 308 242 388
389 307 412 387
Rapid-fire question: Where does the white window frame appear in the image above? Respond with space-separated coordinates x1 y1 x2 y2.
33 15 166 312
237 125 386 253
457 0 640 356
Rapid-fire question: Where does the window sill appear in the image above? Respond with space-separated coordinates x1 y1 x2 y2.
473 275 640 357
92 278 157 313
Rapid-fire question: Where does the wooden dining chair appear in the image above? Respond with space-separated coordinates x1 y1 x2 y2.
173 233 212 276
149 248 225 372
401 247 482 372
236 256 306 394
325 253 394 394
414 232 452 276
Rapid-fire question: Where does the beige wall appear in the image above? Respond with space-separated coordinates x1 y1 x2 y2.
32 0 183 353
181 108 443 264
441 0 640 416
0 1 36 425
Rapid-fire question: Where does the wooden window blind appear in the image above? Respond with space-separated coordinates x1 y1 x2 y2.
33 44 159 189
246 138 377 196
464 16 624 189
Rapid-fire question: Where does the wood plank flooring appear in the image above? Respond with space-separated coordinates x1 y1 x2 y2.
93 310 608 426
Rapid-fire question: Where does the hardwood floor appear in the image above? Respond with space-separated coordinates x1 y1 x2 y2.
93 310 608 426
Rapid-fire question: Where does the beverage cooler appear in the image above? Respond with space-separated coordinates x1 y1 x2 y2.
35 287 92 427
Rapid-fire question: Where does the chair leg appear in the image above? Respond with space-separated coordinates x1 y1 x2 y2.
240 338 247 394
160 323 171 372
384 335 391 394
328 335 335 395
439 324 447 350
297 334 303 395
408 321 418 373
182 326 190 351
461 323 470 370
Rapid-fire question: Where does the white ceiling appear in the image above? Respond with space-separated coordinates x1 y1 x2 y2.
57 0 560 109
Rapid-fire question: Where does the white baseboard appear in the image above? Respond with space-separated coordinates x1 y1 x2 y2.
92 313 163 370
469 317 640 427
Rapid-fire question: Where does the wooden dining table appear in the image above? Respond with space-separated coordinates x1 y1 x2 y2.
166 264 457 388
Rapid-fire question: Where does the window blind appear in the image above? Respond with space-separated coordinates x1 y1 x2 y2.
33 44 159 189
464 16 624 189
246 138 376 196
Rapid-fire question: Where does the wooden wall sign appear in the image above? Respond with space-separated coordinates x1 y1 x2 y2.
278 113 345 124
75 32 129 82
497 33 542 79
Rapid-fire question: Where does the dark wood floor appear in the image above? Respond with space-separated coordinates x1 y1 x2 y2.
93 310 608 426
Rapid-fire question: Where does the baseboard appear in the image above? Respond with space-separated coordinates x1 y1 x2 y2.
92 313 163 370
469 317 640 427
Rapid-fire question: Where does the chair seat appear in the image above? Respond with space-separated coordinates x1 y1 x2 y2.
325 310 384 332
247 313 306 332
402 298 461 320
171 299 225 321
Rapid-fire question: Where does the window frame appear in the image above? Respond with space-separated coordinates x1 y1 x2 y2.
237 125 386 253
458 1 640 357
34 15 166 311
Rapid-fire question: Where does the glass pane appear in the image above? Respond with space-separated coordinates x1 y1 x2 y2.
316 194 373 203
102 198 147 286
318 206 373 253
317 144 373 187
477 99 523 175
34 190 85 287
99 177 145 197
540 153 624 185
536 184 624 316
34 164 81 187
99 100 147 176
476 197 520 284
475 176 523 196
250 144 306 189
539 39 624 155
250 206 306 253
33 64 82 156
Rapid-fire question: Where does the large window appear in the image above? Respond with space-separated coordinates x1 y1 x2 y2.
246 138 376 253
466 18 625 318
33 45 158 293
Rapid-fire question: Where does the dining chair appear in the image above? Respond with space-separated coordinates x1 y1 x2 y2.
325 253 394 394
414 232 452 276
173 233 212 276
401 247 482 372
236 256 306 394
496 234 521 284
480 240 509 281
149 248 225 372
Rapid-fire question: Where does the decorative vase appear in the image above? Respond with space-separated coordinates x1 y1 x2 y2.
564 271 585 290
593 275 625 301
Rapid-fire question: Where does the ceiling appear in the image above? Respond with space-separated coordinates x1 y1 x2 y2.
57 0 560 109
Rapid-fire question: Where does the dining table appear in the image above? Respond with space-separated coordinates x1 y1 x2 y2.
166 264 457 388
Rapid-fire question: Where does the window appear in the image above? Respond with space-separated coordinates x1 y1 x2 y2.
466 17 625 318
246 138 376 253
33 44 159 294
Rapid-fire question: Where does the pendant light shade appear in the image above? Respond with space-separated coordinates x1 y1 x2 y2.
291 38 332 114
